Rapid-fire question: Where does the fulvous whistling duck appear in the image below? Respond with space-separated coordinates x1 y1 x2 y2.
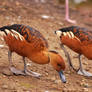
55 26 92 77
0 24 66 83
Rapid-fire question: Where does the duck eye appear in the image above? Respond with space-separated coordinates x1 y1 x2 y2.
60 36 62 38
57 64 61 67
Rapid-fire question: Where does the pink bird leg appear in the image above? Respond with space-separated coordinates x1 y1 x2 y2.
65 0 76 24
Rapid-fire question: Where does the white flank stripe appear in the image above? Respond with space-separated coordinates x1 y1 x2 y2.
69 31 75 38
75 36 80 42
0 44 4 48
10 33 14 36
63 32 67 36
14 35 19 40
19 35 23 41
66 32 72 38
56 30 62 37
5 29 10 34
11 29 24 41
10 32 19 40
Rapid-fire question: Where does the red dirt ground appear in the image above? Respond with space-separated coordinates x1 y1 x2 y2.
0 0 92 92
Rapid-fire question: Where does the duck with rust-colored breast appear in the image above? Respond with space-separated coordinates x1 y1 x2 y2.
55 26 92 77
0 24 66 83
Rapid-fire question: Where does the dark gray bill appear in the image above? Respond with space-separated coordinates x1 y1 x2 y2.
59 70 66 83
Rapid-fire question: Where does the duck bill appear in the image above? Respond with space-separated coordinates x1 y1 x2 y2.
59 70 66 83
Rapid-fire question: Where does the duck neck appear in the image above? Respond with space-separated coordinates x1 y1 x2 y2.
48 51 65 71
28 51 50 64
48 51 58 68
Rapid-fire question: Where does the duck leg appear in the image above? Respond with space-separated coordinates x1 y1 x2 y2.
8 51 41 77
22 57 41 78
77 54 92 77
60 44 92 77
8 50 26 75
60 44 77 71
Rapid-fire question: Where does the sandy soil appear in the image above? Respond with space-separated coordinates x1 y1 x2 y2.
0 0 92 92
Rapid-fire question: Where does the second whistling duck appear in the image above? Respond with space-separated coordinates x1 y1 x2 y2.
55 26 92 77
0 24 66 83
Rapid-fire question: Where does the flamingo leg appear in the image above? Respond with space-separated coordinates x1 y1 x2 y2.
77 54 92 77
65 0 76 24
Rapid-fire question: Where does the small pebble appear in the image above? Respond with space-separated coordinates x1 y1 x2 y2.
5 16 10 20
51 76 56 81
83 83 89 88
45 72 49 76
27 63 32 66
2 68 13 76
45 91 49 92
18 16 21 19
58 22 63 26
41 15 54 19
83 88 88 92
54 80 61 84
15 1 20 6
83 62 88 65
25 91 30 92
2 85 8 89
